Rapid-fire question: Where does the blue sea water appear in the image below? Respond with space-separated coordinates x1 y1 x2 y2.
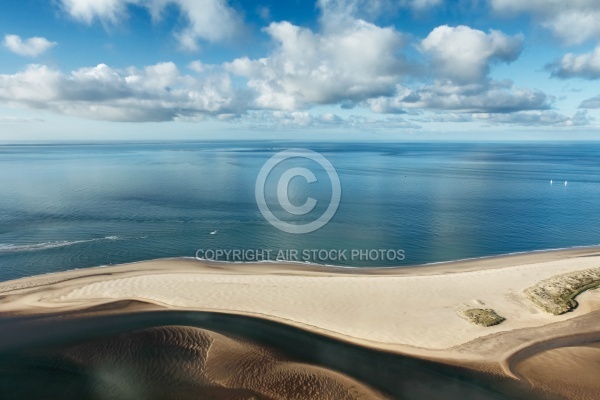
1 141 600 281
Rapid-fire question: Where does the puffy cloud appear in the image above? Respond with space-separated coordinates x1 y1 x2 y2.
580 95 600 109
420 25 523 84
0 8 569 130
316 113 344 125
367 95 407 114
58 0 242 50
223 20 546 119
188 60 208 73
548 47 600 80
369 81 551 113
59 0 126 23
0 63 241 122
162 0 242 51
357 25 547 117
473 110 592 126
490 0 600 44
3 34 56 57
187 60 220 75
226 20 407 110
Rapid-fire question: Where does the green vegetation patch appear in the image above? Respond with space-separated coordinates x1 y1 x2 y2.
462 308 506 327
524 267 600 315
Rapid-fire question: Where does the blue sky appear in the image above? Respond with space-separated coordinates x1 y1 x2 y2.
0 0 599 141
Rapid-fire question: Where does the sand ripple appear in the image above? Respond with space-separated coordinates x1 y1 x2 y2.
58 326 385 399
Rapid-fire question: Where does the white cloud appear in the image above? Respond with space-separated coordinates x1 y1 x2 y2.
420 25 523 84
369 80 550 114
580 95 600 109
473 110 592 126
187 60 207 73
316 112 344 125
3 34 56 57
490 0 600 44
548 47 600 80
0 63 241 122
59 0 242 50
226 20 407 110
164 0 241 51
367 95 408 114
358 24 547 117
0 8 567 129
59 0 126 23
0 58 562 127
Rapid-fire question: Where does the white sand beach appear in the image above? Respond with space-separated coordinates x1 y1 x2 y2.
1 247 600 366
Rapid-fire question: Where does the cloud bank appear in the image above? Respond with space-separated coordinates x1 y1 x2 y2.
0 1 592 130
0 63 240 122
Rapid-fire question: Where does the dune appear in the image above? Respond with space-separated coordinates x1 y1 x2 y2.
513 343 600 400
1 247 600 399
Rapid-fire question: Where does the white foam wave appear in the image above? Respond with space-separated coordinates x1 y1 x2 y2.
0 236 121 253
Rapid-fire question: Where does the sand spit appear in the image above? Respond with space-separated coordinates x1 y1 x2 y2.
1 247 600 399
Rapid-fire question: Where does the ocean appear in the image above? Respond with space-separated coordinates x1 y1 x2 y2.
1 141 600 281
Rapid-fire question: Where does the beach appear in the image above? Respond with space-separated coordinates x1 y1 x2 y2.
1 248 600 399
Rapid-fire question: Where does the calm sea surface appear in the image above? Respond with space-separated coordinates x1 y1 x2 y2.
1 141 600 281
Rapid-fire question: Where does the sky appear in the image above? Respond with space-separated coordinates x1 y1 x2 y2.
0 0 599 141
